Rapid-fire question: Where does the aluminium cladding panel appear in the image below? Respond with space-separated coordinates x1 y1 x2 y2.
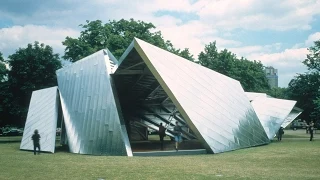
56 50 131 156
20 86 58 153
281 108 303 128
251 97 296 140
133 38 269 153
245 92 267 101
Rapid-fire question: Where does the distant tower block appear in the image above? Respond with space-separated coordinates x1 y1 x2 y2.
265 66 278 88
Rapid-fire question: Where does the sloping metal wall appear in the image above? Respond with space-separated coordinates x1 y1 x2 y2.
245 92 267 101
20 86 58 153
56 50 132 156
250 96 296 140
281 107 303 128
133 38 269 153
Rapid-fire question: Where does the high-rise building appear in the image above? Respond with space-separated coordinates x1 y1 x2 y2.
265 66 278 88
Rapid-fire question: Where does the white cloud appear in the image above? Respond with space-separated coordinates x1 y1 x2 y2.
248 48 309 87
195 0 320 31
0 25 79 58
0 0 319 88
305 32 320 46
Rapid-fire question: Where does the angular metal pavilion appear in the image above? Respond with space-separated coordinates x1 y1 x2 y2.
281 107 303 128
113 38 269 153
246 92 297 140
21 38 284 155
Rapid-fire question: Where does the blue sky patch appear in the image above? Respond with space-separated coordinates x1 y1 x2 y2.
0 19 13 28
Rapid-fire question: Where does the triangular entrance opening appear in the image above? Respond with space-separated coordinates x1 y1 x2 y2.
112 47 206 154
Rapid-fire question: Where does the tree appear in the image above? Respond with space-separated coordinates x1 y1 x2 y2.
287 39 320 122
62 19 194 62
1 42 62 126
178 48 195 62
303 40 320 71
287 72 320 122
266 87 289 99
198 42 270 92
0 52 7 82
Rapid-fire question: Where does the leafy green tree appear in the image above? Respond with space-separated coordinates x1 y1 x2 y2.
198 42 270 92
287 72 320 122
62 19 194 62
178 48 195 62
266 87 289 99
1 42 62 126
312 95 320 123
0 52 3 61
303 40 320 71
288 39 320 122
0 52 7 82
0 52 8 125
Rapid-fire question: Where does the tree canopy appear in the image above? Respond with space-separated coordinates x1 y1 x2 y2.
198 42 270 92
287 39 320 122
0 52 7 82
62 19 194 62
0 42 62 126
266 87 289 99
303 40 320 71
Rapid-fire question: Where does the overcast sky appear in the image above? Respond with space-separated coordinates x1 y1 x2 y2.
1 0 320 87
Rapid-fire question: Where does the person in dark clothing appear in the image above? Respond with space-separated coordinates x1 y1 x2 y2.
277 127 284 141
309 121 314 141
32 129 41 155
173 121 183 151
158 123 166 150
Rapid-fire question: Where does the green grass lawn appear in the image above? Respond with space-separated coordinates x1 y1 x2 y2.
0 130 319 180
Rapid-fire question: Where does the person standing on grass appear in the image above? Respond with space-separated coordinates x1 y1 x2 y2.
277 127 284 141
309 121 314 141
158 123 166 150
32 129 41 155
173 121 183 151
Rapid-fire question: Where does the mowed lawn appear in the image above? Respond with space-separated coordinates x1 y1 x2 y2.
0 130 319 180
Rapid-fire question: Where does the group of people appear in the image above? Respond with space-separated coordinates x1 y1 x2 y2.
158 121 183 151
278 120 315 141
29 120 316 154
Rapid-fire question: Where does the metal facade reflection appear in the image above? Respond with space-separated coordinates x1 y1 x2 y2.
20 87 58 153
281 107 303 128
56 50 132 156
23 38 305 156
247 94 297 140
117 38 270 153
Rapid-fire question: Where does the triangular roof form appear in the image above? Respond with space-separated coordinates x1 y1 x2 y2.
281 107 303 128
115 38 269 153
248 95 297 140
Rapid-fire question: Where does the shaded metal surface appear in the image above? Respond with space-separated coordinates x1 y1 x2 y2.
281 107 303 128
56 50 132 156
115 38 269 153
113 45 194 143
20 86 58 153
248 94 297 140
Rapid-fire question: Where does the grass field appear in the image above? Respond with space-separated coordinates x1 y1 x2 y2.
0 130 319 180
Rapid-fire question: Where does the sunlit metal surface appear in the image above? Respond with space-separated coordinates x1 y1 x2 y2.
56 50 132 156
245 92 267 100
281 107 303 128
248 94 297 140
115 38 270 153
20 86 58 153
